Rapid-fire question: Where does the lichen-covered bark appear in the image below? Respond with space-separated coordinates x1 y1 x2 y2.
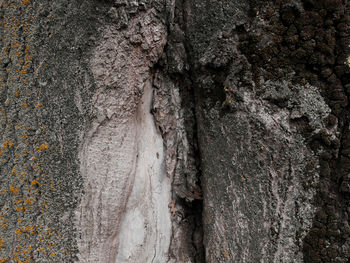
0 0 173 262
0 0 105 261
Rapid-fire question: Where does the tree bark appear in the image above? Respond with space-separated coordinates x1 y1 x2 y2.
1 0 350 262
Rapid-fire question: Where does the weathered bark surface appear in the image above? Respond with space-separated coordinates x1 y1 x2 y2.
1 0 350 262
180 0 350 262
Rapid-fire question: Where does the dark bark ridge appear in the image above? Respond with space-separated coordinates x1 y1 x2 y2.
171 0 350 262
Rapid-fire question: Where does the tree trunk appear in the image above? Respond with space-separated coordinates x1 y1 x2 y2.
1 0 350 262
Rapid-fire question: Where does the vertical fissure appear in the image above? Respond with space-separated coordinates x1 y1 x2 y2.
151 0 206 261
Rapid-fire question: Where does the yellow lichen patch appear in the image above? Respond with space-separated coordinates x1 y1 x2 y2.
35 103 42 108
24 198 33 205
0 238 4 249
20 0 30 6
347 56 350 68
13 200 22 205
9 186 20 195
15 207 24 212
21 225 34 233
35 144 49 151
31 180 38 186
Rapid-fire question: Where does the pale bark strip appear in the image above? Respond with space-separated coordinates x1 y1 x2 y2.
76 5 168 262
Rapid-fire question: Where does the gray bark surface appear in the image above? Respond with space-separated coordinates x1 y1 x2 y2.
1 0 350 262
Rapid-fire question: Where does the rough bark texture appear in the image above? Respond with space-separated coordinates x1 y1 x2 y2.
1 0 350 262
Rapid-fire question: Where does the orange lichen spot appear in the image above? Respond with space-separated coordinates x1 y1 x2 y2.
17 218 23 223
50 252 56 257
20 70 27 75
0 152 3 156
15 207 24 212
15 153 19 157
31 180 38 186
5 98 10 104
241 173 248 181
22 225 34 232
8 141 13 148
11 168 17 175
22 102 28 108
24 199 32 205
16 51 21 56
35 103 42 108
15 229 21 235
20 0 30 5
0 238 4 249
15 90 20 97
36 144 49 151
1 221 7 229
14 200 22 205
9 186 20 195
